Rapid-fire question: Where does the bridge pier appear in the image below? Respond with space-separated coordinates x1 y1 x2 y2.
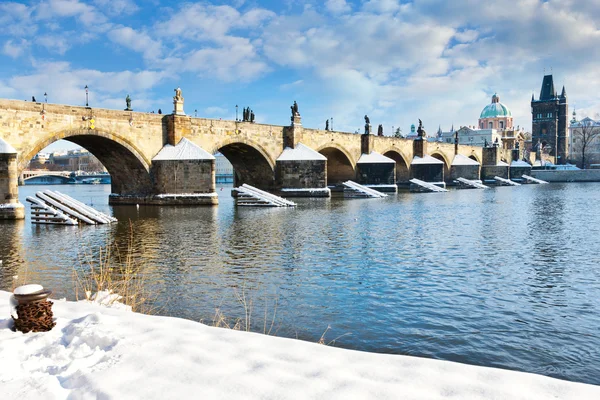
277 116 330 197
481 146 509 182
0 139 25 220
357 134 397 192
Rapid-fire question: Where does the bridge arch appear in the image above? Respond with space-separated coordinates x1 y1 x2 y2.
382 148 411 184
430 151 451 181
20 129 153 196
317 144 355 185
212 138 275 190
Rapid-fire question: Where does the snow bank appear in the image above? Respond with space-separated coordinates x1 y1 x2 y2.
0 290 598 399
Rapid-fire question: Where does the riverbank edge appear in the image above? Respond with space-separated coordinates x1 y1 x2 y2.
1 290 598 399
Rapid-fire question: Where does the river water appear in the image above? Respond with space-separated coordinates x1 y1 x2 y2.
1 183 599 385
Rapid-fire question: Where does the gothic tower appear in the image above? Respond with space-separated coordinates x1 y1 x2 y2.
531 74 569 164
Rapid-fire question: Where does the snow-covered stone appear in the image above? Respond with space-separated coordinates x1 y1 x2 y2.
152 138 214 161
277 143 326 161
357 152 395 164
511 160 531 167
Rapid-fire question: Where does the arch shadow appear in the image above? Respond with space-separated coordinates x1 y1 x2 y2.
318 145 355 185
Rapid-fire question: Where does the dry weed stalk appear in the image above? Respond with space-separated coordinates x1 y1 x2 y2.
72 223 151 314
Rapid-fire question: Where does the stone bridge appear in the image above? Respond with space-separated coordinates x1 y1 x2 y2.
0 97 513 219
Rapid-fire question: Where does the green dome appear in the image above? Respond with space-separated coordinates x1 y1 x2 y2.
480 94 512 119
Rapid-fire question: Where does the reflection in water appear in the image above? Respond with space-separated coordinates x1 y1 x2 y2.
1 183 600 385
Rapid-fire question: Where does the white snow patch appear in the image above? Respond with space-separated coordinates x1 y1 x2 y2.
511 160 531 167
14 284 44 295
155 193 217 198
357 152 395 164
280 188 330 192
0 203 24 209
0 138 17 154
152 138 215 161
277 143 326 161
0 290 598 399
452 154 480 166
497 161 510 167
412 155 444 165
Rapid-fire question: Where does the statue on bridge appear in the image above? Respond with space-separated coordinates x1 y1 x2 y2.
364 115 370 125
173 87 185 115
377 124 383 136
325 119 329 131
125 94 132 111
174 87 183 102
417 119 426 138
250 110 255 123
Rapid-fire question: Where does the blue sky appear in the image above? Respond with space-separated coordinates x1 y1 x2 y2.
1 0 600 152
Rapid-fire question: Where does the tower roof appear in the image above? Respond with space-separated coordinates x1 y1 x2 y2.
480 94 512 118
539 74 556 100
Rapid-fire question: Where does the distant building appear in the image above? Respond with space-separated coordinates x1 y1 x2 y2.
531 74 569 164
47 150 106 172
434 93 527 149
569 111 600 167
479 93 513 131
437 126 503 147
214 153 234 183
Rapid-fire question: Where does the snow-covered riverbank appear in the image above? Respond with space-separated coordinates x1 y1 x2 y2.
1 290 598 399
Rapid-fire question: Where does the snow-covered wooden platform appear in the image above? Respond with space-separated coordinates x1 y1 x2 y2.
234 184 296 207
409 179 448 193
342 181 387 198
26 190 117 225
456 177 489 189
521 174 549 184
494 176 521 186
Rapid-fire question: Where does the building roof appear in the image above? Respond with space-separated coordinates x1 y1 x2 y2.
357 152 395 164
411 155 444 165
479 93 512 119
451 154 480 166
277 143 326 161
539 74 556 100
0 138 17 154
152 138 215 161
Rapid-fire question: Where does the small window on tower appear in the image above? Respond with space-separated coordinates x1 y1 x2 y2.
548 112 552 118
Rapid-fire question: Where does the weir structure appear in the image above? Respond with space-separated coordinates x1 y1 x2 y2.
0 92 516 220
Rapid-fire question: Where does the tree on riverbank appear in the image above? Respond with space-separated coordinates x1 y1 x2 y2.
572 117 600 168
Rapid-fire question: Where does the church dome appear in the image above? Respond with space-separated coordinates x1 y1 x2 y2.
479 93 512 119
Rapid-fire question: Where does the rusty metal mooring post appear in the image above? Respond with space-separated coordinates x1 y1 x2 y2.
12 284 56 333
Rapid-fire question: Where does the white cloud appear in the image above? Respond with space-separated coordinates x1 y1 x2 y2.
6 62 166 109
204 106 228 115
325 0 351 14
362 0 401 14
280 80 304 90
2 39 29 58
92 0 139 17
36 35 71 55
108 26 162 61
